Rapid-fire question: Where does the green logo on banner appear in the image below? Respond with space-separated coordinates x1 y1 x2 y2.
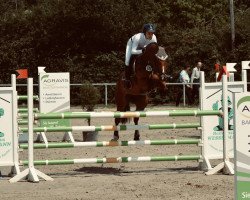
0 132 4 137
0 108 4 118
41 74 69 87
41 74 49 81
237 96 250 118
212 96 234 131
237 180 250 199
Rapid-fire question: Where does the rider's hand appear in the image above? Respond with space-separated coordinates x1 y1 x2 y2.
142 47 146 53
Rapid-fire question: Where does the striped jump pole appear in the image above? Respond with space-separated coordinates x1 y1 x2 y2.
18 120 38 125
17 95 39 101
19 123 200 133
19 139 201 149
18 120 29 125
20 154 202 166
32 110 222 119
18 108 39 113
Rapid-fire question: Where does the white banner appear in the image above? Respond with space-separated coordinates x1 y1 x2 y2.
0 88 15 166
234 93 250 199
39 72 70 127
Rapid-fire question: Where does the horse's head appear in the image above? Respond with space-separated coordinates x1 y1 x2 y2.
132 42 170 96
143 43 169 81
141 43 170 96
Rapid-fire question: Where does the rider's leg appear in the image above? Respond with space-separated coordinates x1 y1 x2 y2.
125 65 131 81
127 55 136 79
124 55 136 88
124 66 131 89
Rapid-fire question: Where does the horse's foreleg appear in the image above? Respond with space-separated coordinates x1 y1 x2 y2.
133 96 148 141
113 118 120 141
134 117 140 140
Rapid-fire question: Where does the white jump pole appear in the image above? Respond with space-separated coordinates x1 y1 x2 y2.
205 74 234 175
9 74 20 176
9 78 53 183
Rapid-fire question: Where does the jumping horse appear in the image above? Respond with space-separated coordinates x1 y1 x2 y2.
114 42 169 141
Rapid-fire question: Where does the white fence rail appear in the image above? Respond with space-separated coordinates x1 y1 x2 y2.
1 82 250 106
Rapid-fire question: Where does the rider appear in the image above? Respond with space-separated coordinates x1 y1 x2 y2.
124 23 157 88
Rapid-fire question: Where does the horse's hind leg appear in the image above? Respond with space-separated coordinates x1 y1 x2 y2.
113 118 120 141
134 117 140 140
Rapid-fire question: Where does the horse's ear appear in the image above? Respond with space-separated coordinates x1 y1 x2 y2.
160 46 169 54
161 46 167 52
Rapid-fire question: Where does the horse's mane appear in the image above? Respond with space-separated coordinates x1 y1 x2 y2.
142 42 168 61
144 42 159 56
136 42 159 67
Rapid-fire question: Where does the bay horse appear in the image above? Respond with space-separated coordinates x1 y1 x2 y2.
114 42 169 141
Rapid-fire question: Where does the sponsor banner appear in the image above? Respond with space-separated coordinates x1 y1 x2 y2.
0 89 14 166
201 83 245 160
39 72 70 127
234 93 250 199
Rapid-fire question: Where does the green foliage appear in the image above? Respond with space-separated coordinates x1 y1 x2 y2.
79 81 101 111
0 0 249 102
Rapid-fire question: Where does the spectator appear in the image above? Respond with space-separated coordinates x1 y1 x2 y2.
176 65 193 107
214 60 221 72
191 61 202 102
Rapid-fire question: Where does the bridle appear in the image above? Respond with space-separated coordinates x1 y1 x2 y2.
138 44 172 81
146 54 170 81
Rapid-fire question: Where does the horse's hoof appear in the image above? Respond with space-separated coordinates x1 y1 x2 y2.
134 138 140 141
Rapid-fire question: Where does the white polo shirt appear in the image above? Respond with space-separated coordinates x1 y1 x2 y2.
125 33 157 66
